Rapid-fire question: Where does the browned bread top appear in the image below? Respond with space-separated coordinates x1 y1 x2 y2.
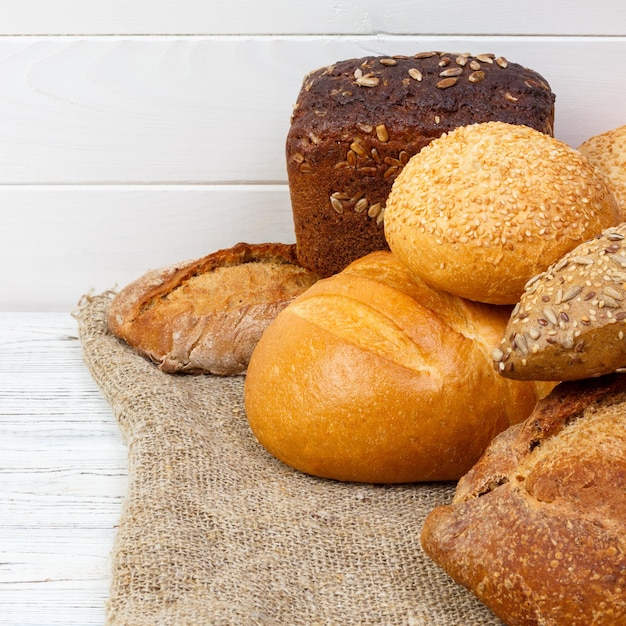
578 124 626 220
289 52 555 142
287 51 556 278
421 374 626 626
384 121 620 305
107 242 319 375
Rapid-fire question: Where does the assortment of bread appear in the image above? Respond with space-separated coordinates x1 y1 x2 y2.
106 50 626 625
287 52 555 278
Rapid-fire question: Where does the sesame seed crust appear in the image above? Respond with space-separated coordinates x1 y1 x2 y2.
578 124 626 220
496 221 626 380
384 121 621 305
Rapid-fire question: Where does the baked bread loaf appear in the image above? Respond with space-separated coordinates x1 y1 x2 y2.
287 52 556 277
107 242 319 375
578 124 626 219
421 373 626 626
243 251 546 484
494 222 626 381
384 121 621 305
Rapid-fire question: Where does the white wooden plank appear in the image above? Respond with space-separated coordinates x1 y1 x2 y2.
0 0 623 36
0 35 624 185
0 313 125 626
0 185 294 311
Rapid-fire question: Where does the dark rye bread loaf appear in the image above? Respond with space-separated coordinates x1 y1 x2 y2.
286 51 556 277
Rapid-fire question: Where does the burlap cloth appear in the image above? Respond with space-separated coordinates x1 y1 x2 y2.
75 292 504 626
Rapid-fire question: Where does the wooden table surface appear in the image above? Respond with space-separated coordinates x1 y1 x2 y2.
0 312 126 625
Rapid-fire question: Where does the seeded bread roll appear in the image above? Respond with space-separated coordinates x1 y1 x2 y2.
384 121 621 305
287 52 556 277
578 124 626 219
243 251 545 484
494 222 626 381
107 242 319 375
421 373 626 626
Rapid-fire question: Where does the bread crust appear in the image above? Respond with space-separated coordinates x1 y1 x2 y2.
384 121 621 305
107 242 318 375
495 222 626 381
579 124 626 220
244 251 544 483
421 374 626 625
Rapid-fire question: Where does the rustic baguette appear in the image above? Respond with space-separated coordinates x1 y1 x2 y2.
107 242 318 375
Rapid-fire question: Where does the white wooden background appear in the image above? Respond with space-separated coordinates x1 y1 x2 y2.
0 0 625 311
1 2 626 625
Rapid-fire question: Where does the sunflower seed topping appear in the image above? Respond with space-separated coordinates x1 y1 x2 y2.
367 203 382 218
330 196 344 213
408 68 423 81
439 67 463 78
354 198 369 213
543 307 558 325
375 124 390 143
469 71 485 83
436 77 458 89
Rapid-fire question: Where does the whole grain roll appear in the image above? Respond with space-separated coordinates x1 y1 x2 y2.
384 121 621 305
287 52 556 278
243 251 546 484
494 222 626 381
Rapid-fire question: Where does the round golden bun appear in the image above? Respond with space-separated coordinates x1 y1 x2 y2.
243 251 546 484
384 121 621 305
578 124 626 220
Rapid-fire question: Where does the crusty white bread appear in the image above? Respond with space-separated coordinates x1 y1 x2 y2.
244 251 547 483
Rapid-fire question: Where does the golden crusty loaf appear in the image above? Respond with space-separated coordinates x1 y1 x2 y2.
107 242 318 375
421 374 626 626
579 124 626 219
384 121 621 305
243 251 546 484
494 222 626 381
287 52 556 278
